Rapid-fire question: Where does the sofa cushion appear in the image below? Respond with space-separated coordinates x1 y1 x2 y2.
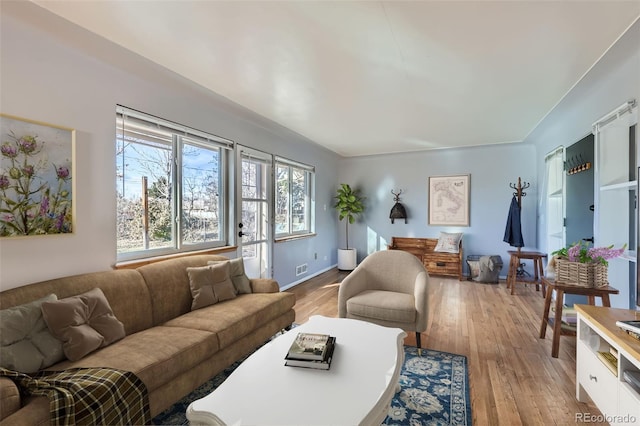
208 258 252 294
163 292 296 349
346 290 416 324
187 263 236 310
0 294 65 373
48 326 219 393
41 288 126 361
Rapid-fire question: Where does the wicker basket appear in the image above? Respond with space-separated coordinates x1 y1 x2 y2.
555 258 608 288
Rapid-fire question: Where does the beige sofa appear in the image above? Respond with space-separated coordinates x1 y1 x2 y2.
0 254 296 425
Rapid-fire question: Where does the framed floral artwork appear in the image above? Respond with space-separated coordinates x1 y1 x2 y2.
428 174 470 226
0 114 75 237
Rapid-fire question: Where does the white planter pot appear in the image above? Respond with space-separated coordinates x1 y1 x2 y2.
338 248 357 271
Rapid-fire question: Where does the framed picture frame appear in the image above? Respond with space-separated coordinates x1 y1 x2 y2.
0 114 75 237
428 174 470 226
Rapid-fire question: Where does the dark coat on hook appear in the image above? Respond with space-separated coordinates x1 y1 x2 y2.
503 195 524 248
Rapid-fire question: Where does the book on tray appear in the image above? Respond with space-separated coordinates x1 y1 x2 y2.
286 332 332 361
285 333 336 370
616 320 640 335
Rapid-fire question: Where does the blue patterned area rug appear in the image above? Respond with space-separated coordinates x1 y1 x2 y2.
152 346 471 426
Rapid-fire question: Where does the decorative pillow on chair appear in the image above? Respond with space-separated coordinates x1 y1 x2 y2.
187 263 236 311
208 258 252 294
0 294 65 373
434 232 463 253
41 288 126 362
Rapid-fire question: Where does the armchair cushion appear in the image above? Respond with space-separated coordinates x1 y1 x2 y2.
346 290 416 324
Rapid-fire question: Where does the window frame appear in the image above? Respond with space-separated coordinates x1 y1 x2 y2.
116 106 233 261
274 156 315 240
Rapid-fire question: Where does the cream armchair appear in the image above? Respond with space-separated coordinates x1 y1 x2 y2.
338 250 430 353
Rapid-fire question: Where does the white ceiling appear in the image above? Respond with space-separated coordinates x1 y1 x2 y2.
33 1 640 157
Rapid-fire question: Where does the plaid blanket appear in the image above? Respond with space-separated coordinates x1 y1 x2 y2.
1 367 150 425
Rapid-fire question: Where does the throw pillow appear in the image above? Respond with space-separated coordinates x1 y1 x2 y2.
0 294 65 373
209 262 237 302
208 258 252 294
187 265 218 310
187 263 236 311
434 232 463 253
41 288 126 362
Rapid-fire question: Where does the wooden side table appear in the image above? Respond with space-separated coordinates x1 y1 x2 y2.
539 277 619 358
506 250 547 295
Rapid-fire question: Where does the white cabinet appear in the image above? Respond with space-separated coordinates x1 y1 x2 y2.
576 305 640 425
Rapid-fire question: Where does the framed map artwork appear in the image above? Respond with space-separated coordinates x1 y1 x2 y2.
428 174 470 226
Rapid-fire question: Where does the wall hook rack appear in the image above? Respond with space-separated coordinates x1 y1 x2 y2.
566 154 592 175
509 178 529 206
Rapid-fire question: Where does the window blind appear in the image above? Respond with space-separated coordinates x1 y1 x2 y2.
116 105 234 150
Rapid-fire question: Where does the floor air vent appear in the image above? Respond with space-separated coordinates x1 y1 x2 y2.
296 264 308 276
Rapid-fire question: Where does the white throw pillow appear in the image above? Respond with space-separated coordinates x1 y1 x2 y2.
434 232 463 253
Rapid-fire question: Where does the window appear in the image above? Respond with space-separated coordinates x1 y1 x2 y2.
544 146 565 257
275 157 315 239
116 106 232 260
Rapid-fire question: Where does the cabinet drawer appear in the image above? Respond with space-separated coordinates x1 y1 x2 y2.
618 382 640 424
425 261 459 276
577 341 618 417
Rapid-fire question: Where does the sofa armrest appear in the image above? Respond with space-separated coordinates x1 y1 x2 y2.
0 377 21 421
0 394 49 426
250 278 280 293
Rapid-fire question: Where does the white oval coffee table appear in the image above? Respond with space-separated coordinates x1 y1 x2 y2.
186 315 406 426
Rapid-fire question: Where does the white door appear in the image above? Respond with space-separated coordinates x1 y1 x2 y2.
236 146 273 278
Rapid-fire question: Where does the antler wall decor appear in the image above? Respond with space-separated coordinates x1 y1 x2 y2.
389 189 407 224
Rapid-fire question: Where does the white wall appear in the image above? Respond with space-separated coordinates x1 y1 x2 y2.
337 142 538 278
0 2 341 290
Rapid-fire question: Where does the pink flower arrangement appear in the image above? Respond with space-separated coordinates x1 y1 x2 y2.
553 242 627 266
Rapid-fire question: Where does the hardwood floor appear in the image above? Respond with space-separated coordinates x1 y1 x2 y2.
287 269 605 425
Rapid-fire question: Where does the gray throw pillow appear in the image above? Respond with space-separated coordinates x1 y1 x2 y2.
0 294 65 373
41 288 126 362
208 258 252 294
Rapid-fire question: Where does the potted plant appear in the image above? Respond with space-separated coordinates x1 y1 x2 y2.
334 183 365 270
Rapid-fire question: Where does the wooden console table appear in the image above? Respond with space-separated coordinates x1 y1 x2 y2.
575 305 640 421
388 237 463 280
539 277 619 358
